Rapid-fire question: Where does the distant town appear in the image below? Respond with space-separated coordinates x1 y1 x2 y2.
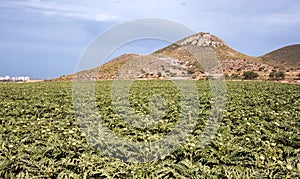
0 75 30 82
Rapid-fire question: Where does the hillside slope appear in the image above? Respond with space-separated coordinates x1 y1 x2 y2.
260 44 300 69
154 32 273 79
54 33 299 81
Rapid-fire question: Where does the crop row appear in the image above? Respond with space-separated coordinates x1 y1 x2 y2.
0 81 299 178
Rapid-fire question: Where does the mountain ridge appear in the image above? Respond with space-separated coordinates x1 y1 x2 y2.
54 32 300 82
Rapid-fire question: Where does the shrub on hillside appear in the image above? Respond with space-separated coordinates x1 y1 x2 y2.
275 71 285 80
157 72 162 77
269 71 276 80
295 73 300 80
230 74 240 79
269 71 285 80
242 71 259 80
224 73 229 79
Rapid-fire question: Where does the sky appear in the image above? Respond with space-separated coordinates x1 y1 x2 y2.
0 0 299 79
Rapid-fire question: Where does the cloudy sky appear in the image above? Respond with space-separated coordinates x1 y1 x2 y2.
0 0 299 79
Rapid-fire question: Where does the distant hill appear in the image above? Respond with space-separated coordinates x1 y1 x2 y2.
260 44 300 70
54 33 300 82
153 32 272 79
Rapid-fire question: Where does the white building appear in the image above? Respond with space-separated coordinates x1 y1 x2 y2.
0 76 30 82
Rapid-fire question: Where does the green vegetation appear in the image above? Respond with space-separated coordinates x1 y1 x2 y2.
230 73 240 79
224 73 229 79
269 71 285 80
242 71 259 80
0 81 299 178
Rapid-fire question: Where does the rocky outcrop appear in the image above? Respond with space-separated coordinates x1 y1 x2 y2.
178 32 225 48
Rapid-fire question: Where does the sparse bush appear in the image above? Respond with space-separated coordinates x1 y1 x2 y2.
231 74 240 79
157 72 162 77
187 70 194 75
275 71 285 80
269 71 285 80
269 71 276 80
242 71 259 80
170 72 177 77
258 67 265 71
224 73 229 79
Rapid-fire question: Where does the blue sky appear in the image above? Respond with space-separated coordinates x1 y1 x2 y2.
0 0 299 79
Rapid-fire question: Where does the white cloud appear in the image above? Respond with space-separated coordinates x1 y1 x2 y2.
0 0 125 22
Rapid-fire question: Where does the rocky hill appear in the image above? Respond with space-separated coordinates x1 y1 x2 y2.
54 32 300 82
